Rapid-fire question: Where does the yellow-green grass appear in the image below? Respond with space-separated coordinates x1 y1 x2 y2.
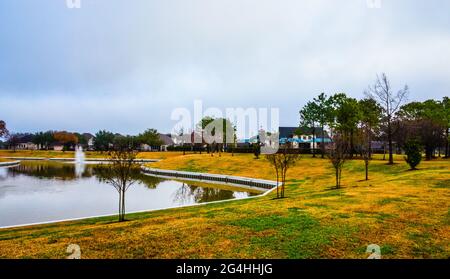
0 153 448 259
0 150 181 160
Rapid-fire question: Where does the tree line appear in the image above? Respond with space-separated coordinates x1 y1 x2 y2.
300 73 449 162
0 126 164 152
299 73 449 188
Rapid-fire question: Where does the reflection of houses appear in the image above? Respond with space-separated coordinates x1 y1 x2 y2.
279 127 332 149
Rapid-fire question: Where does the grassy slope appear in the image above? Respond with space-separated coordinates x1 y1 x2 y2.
0 152 448 259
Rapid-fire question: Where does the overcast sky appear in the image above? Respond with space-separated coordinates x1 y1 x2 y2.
1 0 449 135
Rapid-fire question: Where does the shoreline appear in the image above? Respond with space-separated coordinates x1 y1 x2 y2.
0 156 159 163
0 159 277 230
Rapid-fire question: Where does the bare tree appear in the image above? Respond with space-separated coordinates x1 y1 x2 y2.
358 98 382 180
328 133 350 189
366 73 408 164
96 144 140 222
266 153 282 198
266 144 300 198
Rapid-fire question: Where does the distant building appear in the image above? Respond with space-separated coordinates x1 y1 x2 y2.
279 126 332 149
13 134 38 150
50 142 65 151
159 133 174 151
81 133 95 150
140 133 174 151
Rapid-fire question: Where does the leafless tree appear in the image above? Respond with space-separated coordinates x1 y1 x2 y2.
266 153 282 198
366 73 408 164
266 144 300 198
328 133 350 189
97 145 140 222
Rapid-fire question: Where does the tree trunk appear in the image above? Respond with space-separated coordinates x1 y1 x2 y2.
276 172 279 198
121 187 126 221
350 130 354 159
365 160 369 181
312 128 316 158
445 129 449 158
335 167 339 189
118 192 123 222
321 124 325 158
388 122 394 164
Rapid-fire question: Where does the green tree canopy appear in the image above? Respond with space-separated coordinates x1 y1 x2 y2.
137 129 163 147
94 130 115 151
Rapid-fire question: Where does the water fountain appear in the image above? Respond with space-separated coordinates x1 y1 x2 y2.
74 145 86 177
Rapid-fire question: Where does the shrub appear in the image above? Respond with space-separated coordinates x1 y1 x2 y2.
404 139 422 170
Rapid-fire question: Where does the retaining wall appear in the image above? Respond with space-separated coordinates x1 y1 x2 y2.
0 160 21 167
141 167 277 191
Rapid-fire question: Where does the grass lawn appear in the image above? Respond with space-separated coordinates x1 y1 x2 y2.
0 152 448 259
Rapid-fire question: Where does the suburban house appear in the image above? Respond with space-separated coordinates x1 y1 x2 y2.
81 133 95 150
159 133 174 151
50 142 65 151
278 126 332 150
140 133 174 151
13 134 38 150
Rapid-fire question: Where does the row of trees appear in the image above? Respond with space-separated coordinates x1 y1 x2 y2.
93 129 163 151
0 125 164 152
299 74 449 189
174 116 237 156
300 74 449 164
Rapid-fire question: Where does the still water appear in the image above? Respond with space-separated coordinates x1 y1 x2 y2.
0 161 259 227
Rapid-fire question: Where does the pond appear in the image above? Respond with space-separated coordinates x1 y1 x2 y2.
0 161 260 228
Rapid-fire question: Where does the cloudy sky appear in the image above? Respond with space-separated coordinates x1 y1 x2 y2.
1 0 449 136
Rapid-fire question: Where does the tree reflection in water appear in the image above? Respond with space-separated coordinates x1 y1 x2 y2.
173 182 254 204
7 161 93 180
4 162 256 204
92 165 163 190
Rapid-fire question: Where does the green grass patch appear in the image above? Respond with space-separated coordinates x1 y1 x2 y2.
226 210 356 258
432 180 450 189
377 197 405 205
